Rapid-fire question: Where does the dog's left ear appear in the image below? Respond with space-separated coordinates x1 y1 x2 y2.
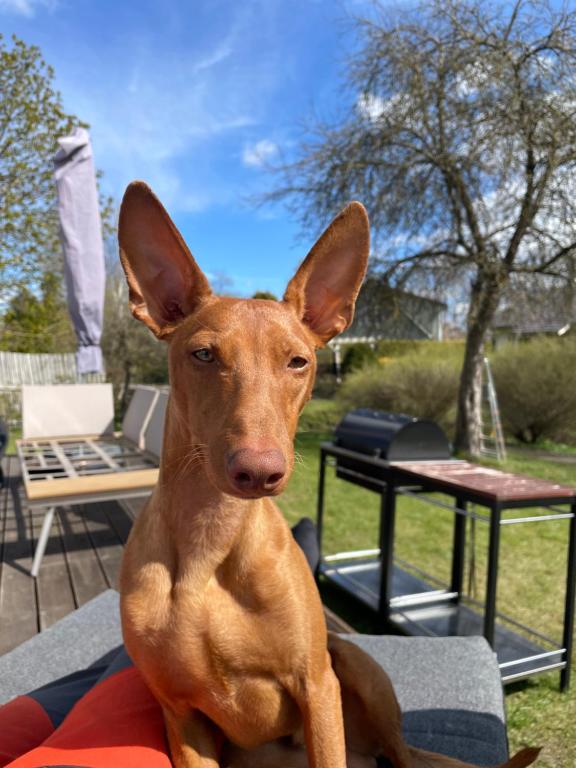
283 202 369 345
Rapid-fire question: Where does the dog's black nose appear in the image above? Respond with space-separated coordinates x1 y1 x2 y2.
227 448 286 496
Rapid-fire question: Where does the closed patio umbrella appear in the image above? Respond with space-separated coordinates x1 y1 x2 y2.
53 127 105 376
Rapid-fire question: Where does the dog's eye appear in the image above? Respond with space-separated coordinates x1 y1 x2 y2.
192 348 215 363
288 356 308 370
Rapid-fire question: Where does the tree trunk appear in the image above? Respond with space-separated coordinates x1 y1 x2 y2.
454 268 506 456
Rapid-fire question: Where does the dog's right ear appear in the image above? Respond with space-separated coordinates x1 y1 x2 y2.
118 181 212 339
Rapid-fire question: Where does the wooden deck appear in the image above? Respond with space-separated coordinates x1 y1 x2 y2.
0 455 350 655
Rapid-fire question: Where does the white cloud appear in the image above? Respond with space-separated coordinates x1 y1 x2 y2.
0 0 56 15
192 42 234 74
242 139 278 168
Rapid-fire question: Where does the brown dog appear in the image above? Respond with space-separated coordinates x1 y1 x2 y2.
118 181 539 768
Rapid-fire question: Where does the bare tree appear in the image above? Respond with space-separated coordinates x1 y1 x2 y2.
266 0 576 454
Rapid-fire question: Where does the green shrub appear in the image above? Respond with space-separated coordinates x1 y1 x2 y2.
298 399 345 432
312 373 338 399
341 343 378 375
337 364 396 412
376 339 465 363
375 339 423 358
315 347 335 377
0 390 21 428
337 354 460 432
491 338 576 444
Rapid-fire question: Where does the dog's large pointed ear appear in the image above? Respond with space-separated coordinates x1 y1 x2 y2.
283 202 369 345
118 181 212 339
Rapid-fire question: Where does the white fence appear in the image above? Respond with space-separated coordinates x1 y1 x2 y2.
0 351 105 427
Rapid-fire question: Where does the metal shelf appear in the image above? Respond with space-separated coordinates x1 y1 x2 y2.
320 556 565 683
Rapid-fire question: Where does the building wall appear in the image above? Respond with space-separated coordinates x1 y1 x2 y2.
339 281 446 342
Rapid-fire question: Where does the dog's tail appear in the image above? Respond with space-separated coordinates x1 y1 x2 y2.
407 745 541 768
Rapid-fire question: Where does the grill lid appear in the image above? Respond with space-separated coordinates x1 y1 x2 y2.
334 408 451 462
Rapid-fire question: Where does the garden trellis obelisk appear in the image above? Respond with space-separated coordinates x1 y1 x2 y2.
53 127 105 376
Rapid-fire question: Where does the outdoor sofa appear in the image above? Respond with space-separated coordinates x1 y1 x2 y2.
0 589 511 766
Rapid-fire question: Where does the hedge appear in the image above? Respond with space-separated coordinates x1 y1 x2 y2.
491 337 576 443
337 353 460 433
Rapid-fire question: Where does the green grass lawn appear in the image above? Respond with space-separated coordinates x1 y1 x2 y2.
278 433 576 768
6 428 20 456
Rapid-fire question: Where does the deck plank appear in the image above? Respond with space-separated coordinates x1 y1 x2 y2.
56 504 108 608
119 496 145 522
81 501 129 589
31 501 76 631
0 457 38 654
107 498 141 543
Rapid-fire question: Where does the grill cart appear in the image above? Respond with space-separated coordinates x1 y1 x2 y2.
317 409 576 690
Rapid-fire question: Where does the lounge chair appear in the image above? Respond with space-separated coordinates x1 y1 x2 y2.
17 384 164 577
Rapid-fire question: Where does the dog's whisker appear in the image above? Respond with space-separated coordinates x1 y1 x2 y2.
163 444 209 482
293 451 305 466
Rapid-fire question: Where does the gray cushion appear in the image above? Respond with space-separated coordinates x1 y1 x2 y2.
347 634 508 765
0 592 508 765
0 589 121 705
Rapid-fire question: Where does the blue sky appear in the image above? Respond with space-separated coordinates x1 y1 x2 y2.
0 0 386 297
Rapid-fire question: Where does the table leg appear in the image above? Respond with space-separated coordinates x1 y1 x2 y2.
450 496 467 599
378 480 397 630
483 503 502 646
31 506 55 578
561 502 576 691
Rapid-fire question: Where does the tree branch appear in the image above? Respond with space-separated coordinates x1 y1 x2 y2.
518 240 576 275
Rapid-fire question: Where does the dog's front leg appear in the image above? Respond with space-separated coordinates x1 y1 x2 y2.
297 661 347 768
163 706 221 768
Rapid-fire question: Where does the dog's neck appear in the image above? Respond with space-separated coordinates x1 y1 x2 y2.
155 402 263 566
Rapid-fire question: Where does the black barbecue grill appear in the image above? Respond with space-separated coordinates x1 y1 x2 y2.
335 409 451 461
333 409 451 492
